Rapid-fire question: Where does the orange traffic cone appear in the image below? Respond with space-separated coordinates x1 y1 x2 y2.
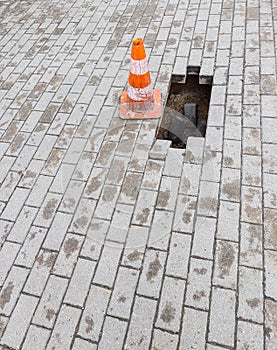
120 38 162 120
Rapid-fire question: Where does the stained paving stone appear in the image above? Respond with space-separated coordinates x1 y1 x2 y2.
265 299 277 350
137 249 167 298
238 266 263 324
236 320 263 350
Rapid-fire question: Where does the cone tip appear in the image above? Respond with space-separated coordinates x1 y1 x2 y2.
131 38 146 60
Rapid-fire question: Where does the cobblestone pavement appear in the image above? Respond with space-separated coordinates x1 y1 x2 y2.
0 0 276 349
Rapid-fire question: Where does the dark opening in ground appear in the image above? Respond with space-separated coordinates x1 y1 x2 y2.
156 67 212 149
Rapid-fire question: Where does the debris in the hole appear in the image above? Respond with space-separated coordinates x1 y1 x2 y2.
184 103 197 125
197 118 207 136
156 71 212 148
168 113 202 146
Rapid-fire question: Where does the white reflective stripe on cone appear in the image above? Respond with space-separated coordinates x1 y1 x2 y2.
129 57 149 75
127 83 154 101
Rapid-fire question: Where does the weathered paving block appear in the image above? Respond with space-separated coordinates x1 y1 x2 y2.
93 242 123 288
94 184 121 220
213 240 238 290
185 258 213 311
265 299 277 350
53 233 84 278
156 276 186 332
198 180 219 217
156 176 180 212
265 250 277 300
1 294 39 350
264 208 277 250
208 287 236 347
240 223 263 269
23 249 57 296
137 249 167 298
21 325 50 350
78 285 110 342
108 267 139 320
179 163 201 196
192 216 217 259
241 186 263 224
122 226 149 270
98 316 127 350
0 242 21 286
173 195 197 233
0 266 29 317
141 159 164 191
180 307 208 350
125 296 157 350
46 305 81 350
148 210 174 250
236 320 263 350
33 275 68 328
132 189 157 226
217 200 240 242
149 139 171 160
238 266 263 324
166 232 191 279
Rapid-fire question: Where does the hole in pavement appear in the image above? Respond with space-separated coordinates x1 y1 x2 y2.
156 66 212 149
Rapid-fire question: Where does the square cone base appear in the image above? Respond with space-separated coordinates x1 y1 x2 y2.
120 89 161 120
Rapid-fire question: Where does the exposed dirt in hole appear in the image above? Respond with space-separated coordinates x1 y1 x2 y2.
157 74 212 148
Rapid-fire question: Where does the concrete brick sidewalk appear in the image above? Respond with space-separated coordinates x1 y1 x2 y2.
0 0 277 349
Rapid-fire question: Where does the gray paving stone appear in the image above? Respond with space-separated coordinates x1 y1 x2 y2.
192 216 217 259
242 128 261 156
33 192 62 228
24 249 57 296
265 250 277 300
26 175 53 207
148 210 174 250
220 167 241 202
64 258 96 307
173 195 197 233
21 325 50 350
94 184 120 220
180 307 208 350
213 240 238 289
185 258 212 310
106 203 133 243
264 208 277 250
264 173 277 209
166 232 191 279
125 296 157 350
217 200 240 241
0 241 21 286
8 206 38 243
152 329 178 350
156 176 179 211
108 267 139 319
265 299 277 350
241 186 263 224
69 198 96 235
1 294 38 350
72 338 97 350
201 150 222 183
184 136 205 164
84 167 108 199
156 276 186 332
142 159 164 191
208 287 236 348
78 285 110 342
198 180 219 217
163 148 184 177
236 320 263 350
99 316 127 350
238 266 263 323
0 187 30 222
106 156 129 186
240 223 263 269
33 275 68 328
149 139 171 160
0 266 29 317
53 233 84 278
93 242 123 288
46 305 81 350
132 189 157 227
137 249 167 299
